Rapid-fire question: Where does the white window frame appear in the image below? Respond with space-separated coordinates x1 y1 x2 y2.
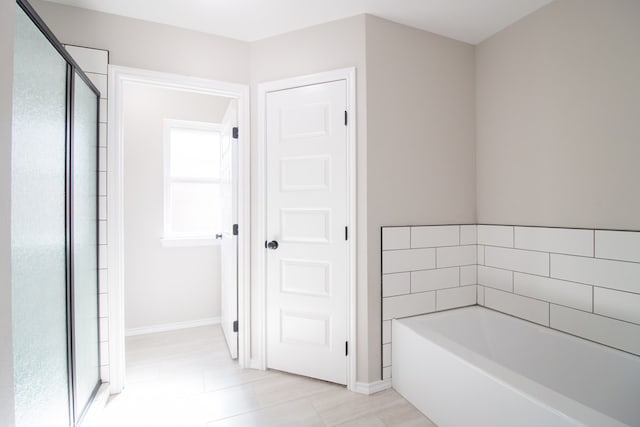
162 118 223 247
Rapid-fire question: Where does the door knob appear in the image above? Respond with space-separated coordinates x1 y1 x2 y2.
215 233 223 239
266 240 279 250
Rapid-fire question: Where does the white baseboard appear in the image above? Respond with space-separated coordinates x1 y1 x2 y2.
352 378 392 395
125 317 221 336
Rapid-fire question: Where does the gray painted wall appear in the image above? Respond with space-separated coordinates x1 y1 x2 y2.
476 0 640 230
123 84 230 331
365 15 476 381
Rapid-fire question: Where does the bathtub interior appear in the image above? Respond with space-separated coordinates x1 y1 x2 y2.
398 307 640 426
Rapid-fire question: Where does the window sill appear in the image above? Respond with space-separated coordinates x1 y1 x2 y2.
161 237 219 248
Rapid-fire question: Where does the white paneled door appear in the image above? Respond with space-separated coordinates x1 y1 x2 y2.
220 100 238 359
265 80 348 384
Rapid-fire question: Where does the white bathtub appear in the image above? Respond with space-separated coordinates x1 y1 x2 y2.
392 306 640 427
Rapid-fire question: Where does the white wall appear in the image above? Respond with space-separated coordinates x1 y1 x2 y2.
30 0 250 83
476 0 640 230
0 1 15 425
123 84 230 330
365 15 477 381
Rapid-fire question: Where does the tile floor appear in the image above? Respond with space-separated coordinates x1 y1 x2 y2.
99 325 436 427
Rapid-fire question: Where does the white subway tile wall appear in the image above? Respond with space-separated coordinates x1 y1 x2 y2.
382 225 478 379
595 230 640 263
411 225 459 248
66 45 110 383
477 265 513 292
382 248 435 274
383 224 640 378
477 224 640 357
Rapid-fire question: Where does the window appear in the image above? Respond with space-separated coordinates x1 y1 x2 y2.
163 119 222 245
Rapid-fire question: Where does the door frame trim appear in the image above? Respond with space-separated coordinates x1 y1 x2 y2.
255 67 357 390
107 65 251 393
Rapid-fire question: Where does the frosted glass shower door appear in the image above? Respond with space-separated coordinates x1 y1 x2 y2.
11 6 70 427
72 71 100 420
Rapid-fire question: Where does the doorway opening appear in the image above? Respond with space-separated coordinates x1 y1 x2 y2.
107 66 250 394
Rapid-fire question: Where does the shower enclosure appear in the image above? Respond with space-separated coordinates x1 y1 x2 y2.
11 0 101 425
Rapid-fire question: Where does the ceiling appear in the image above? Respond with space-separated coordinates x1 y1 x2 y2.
41 0 554 44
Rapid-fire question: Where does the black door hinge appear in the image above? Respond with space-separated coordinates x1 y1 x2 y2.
344 111 348 126
233 224 238 236
233 320 238 333
345 226 348 241
232 127 239 139
345 341 349 356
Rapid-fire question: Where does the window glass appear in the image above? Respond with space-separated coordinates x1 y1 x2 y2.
169 182 220 235
164 121 222 240
169 128 220 179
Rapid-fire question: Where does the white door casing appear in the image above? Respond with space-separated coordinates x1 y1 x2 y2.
108 65 250 393
265 79 350 385
220 100 238 359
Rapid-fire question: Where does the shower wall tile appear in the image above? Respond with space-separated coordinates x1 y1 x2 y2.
411 225 459 248
98 171 107 196
98 123 107 147
436 285 477 311
99 318 109 342
98 245 108 269
67 45 111 382
382 320 392 344
514 273 592 312
98 196 107 220
477 265 513 292
460 265 477 286
485 246 549 276
99 147 107 171
65 45 108 74
436 245 476 268
484 287 550 326
383 292 435 320
382 344 391 367
477 285 485 305
551 254 640 294
595 230 640 263
99 220 107 245
515 227 594 257
411 267 459 293
593 287 640 325
382 273 410 297
86 73 107 96
99 99 107 123
550 304 640 356
383 248 435 274
460 225 477 245
98 269 108 294
477 225 514 247
382 227 410 250
98 293 109 316
477 245 485 265
382 366 391 380
99 341 109 365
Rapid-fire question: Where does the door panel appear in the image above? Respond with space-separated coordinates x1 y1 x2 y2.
11 6 71 426
266 80 348 385
220 100 238 359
